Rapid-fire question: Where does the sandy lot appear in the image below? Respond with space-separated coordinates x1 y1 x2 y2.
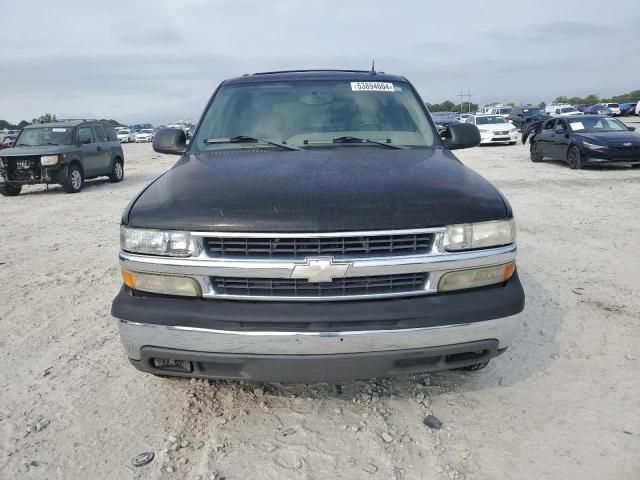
1 121 639 480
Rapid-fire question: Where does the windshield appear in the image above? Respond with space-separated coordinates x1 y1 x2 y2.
194 80 436 150
568 117 628 133
476 116 507 125
560 107 578 113
118 130 130 134
522 108 541 116
140 129 153 134
497 108 512 114
15 127 74 146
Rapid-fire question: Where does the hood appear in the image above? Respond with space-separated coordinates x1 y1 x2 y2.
0 145 77 156
575 131 640 146
477 123 514 132
125 147 509 232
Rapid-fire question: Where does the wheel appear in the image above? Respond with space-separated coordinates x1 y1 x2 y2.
0 184 22 196
62 164 84 193
109 159 124 183
530 141 542 162
456 361 490 371
567 146 583 170
509 141 516 145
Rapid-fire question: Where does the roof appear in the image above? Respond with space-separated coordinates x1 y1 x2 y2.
24 120 104 129
223 69 407 85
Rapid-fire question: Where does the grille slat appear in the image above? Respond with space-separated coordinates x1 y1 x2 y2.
211 273 428 298
206 233 433 258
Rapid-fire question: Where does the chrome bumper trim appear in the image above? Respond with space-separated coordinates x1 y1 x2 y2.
118 315 522 360
120 244 517 279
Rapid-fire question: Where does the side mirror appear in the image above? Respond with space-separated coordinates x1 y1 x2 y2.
628 126 636 131
81 138 91 145
442 123 481 150
153 128 187 155
555 128 565 134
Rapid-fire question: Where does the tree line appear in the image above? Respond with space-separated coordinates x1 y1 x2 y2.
1 113 123 130
427 89 640 113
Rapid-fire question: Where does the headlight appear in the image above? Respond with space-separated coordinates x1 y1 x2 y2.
121 270 201 296
438 262 515 292
121 226 193 256
41 155 59 166
582 141 606 150
443 219 515 251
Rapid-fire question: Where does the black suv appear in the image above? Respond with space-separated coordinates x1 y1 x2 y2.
0 120 125 195
112 70 525 382
508 106 549 130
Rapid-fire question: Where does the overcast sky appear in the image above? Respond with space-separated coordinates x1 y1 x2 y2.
1 0 638 125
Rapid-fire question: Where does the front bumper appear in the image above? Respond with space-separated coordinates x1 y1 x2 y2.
580 147 640 164
112 272 524 381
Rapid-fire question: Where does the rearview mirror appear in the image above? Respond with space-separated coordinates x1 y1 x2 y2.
153 128 187 155
441 123 481 150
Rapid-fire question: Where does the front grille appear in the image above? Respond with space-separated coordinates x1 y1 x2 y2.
205 233 433 258
211 273 428 298
494 131 509 135
609 145 640 160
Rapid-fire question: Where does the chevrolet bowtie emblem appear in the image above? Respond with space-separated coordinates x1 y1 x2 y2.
290 257 351 283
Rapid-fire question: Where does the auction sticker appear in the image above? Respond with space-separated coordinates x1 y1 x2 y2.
351 82 395 92
52 128 67 132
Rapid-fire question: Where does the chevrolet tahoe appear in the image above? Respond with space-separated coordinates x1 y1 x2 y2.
111 69 525 382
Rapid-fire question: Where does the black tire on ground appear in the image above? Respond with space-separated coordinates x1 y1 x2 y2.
567 145 583 170
62 164 84 193
109 158 124 183
530 141 542 162
0 184 22 196
509 141 516 145
456 361 490 371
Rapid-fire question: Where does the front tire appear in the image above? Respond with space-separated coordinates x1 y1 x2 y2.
109 159 124 183
530 141 542 162
567 146 583 170
63 164 84 193
0 184 22 196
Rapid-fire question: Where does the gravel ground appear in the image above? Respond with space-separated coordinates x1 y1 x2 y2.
1 120 639 480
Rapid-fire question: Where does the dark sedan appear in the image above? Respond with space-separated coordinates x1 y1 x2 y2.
508 106 550 130
525 115 640 169
430 112 459 133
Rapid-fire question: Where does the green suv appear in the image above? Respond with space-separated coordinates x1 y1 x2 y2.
0 120 125 196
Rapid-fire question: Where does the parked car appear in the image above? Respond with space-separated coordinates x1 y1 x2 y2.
584 105 612 115
465 115 518 145
508 106 550 130
117 129 135 143
575 104 590 112
1 133 19 149
0 120 124 195
135 129 154 143
619 102 637 116
458 113 473 123
598 103 620 116
545 105 582 117
111 69 524 382
488 106 513 118
430 112 460 133
525 115 640 169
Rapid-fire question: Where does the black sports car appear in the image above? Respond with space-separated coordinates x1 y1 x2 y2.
522 115 640 169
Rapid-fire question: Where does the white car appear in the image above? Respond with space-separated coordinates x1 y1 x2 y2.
466 115 518 145
546 105 582 117
134 129 154 143
600 103 621 116
488 106 513 118
117 129 135 143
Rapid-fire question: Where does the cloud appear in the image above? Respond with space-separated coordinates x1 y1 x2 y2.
114 24 185 46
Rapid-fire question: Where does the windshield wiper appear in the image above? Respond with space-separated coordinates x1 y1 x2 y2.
331 136 404 149
204 136 302 151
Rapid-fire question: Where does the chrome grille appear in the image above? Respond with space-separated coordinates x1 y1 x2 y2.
204 233 433 258
211 273 428 298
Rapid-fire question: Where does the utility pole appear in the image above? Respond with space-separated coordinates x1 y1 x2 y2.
457 89 473 113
